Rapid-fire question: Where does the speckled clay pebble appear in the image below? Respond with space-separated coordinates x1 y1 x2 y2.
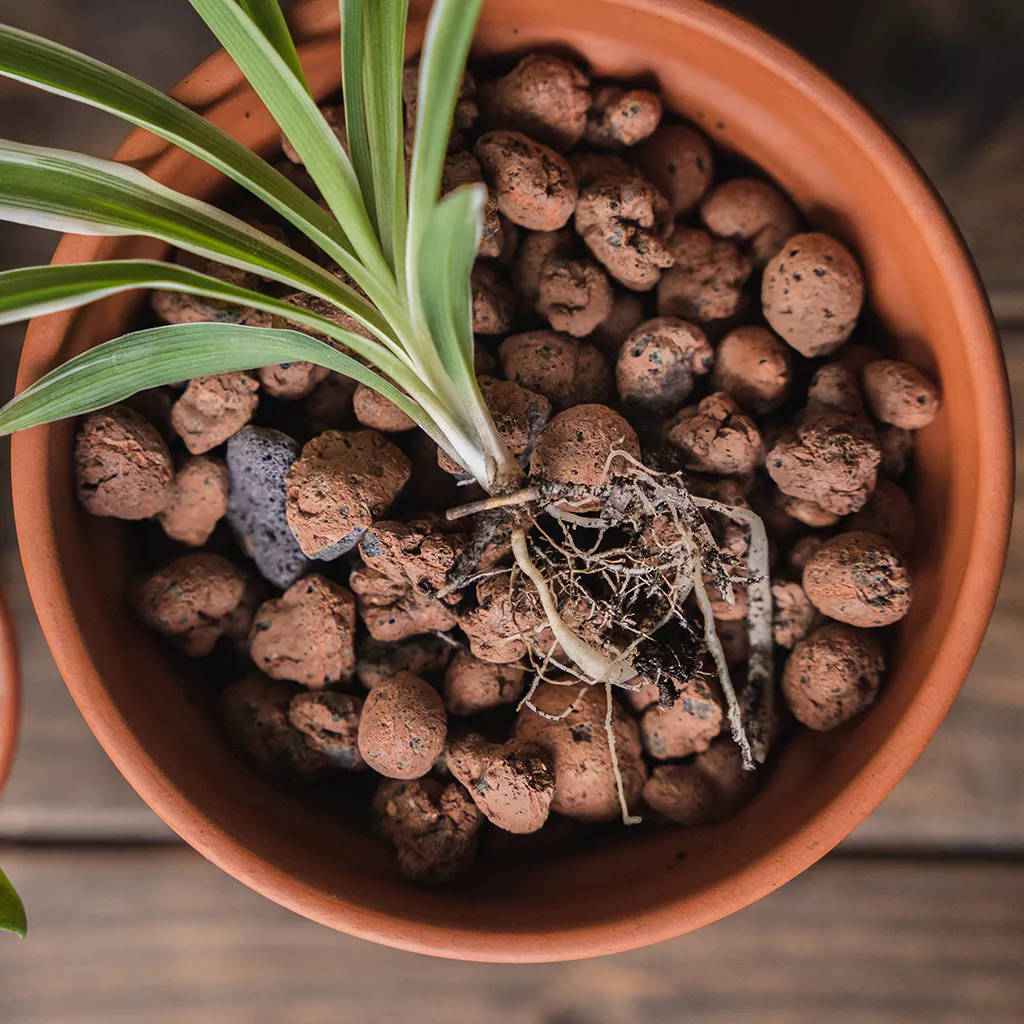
782 624 886 730
583 86 662 149
862 359 940 429
474 131 578 231
75 405 173 520
638 124 714 216
700 177 799 265
530 404 641 489
499 331 610 410
371 777 482 883
640 675 723 760
352 383 417 433
848 479 916 553
158 455 229 546
642 738 758 825
574 176 674 291
616 317 714 414
285 429 411 560
447 734 555 834
134 553 247 657
665 391 762 477
220 673 330 778
249 574 357 688
711 326 792 416
762 232 864 357
657 228 751 323
802 531 912 627
171 372 260 454
516 684 646 823
288 691 365 770
477 54 591 152
357 671 447 780
443 651 526 715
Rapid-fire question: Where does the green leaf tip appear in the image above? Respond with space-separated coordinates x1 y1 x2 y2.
0 867 26 938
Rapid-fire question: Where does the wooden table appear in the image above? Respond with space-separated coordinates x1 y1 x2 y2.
0 1 1021 1020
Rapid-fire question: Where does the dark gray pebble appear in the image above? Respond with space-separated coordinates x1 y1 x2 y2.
226 426 309 588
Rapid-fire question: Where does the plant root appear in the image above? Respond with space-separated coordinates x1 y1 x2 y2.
444 450 776 822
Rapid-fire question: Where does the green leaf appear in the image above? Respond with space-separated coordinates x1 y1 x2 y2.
0 23 366 286
339 0 375 231
415 185 483 389
0 258 409 369
187 0 387 284
405 0 483 295
0 139 395 346
0 867 26 938
0 322 456 450
235 0 310 93
362 0 408 280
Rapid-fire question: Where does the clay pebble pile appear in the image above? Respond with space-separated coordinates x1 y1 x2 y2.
73 51 938 883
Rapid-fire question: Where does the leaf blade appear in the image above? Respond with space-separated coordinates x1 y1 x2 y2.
0 322 448 447
339 0 375 228
415 184 483 387
405 0 484 300
0 139 396 347
0 867 26 939
235 0 310 92
0 24 364 282
187 0 387 281
362 0 408 280
0 259 409 370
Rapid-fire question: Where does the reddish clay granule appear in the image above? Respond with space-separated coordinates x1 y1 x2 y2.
158 455 229 546
447 733 555 834
516 684 646 823
76 404 173 520
762 232 864 357
802 531 912 627
357 671 447 780
782 623 886 730
249 574 357 688
171 372 260 454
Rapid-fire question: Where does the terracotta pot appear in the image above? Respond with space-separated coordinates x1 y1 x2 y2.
11 0 1013 961
0 591 19 798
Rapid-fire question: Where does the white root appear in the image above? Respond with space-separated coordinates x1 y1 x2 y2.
692 558 755 770
446 487 540 521
462 453 776 822
511 528 637 688
693 498 774 764
605 681 642 826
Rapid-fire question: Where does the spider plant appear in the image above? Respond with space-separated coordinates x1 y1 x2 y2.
0 0 773 829
0 0 520 494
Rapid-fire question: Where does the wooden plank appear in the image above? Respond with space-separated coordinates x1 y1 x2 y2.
0 0 1021 845
0 0 214 840
0 845 1020 1023
720 0 1024 321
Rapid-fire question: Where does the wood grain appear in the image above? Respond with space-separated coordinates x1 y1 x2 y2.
0 0 1020 849
721 0 1024 322
0 845 1018 1024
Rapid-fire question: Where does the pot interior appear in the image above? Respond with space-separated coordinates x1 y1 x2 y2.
14 0 1009 959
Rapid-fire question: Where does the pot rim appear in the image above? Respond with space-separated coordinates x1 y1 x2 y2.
10 0 1014 961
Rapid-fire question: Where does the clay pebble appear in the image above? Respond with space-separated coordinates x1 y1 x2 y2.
782 624 886 730
357 671 448 780
75 405 173 520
